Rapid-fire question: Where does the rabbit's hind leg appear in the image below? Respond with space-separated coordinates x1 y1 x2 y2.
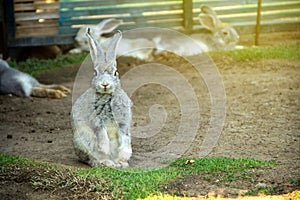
43 84 71 94
31 86 67 98
74 127 116 167
73 127 99 165
117 146 131 168
109 134 123 168
117 128 132 166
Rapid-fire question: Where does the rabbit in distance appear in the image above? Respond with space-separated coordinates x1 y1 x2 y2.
70 5 241 59
152 5 241 56
70 18 155 60
196 5 241 51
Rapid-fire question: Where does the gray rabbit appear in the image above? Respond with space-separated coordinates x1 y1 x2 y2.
71 29 132 168
0 59 71 98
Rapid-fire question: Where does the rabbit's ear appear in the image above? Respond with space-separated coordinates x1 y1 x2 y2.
201 5 222 24
105 30 122 63
199 14 219 32
201 5 217 16
97 18 122 35
86 28 105 67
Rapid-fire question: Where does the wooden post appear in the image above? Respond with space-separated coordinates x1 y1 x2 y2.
2 0 16 59
0 0 5 57
255 0 262 46
183 0 193 33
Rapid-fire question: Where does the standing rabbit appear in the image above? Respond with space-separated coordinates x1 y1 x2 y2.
0 59 71 98
71 29 132 168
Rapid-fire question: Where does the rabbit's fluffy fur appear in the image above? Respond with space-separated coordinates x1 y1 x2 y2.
71 29 132 168
0 59 71 98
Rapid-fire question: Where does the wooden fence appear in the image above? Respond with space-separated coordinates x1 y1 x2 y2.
59 0 300 35
193 0 300 34
1 0 300 58
59 0 185 35
13 0 60 38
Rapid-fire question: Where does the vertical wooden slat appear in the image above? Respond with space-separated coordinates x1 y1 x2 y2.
2 0 16 59
255 0 262 45
3 0 16 39
183 0 193 32
0 1 6 57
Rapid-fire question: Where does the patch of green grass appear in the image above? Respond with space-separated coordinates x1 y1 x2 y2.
0 153 29 166
171 157 275 172
289 178 299 185
76 166 182 199
171 157 275 185
210 42 300 62
0 154 276 199
242 185 279 196
7 52 87 77
171 157 274 173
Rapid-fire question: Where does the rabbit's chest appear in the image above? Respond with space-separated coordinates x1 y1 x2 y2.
94 102 119 139
103 119 118 139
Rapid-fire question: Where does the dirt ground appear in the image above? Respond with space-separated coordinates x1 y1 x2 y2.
0 31 299 199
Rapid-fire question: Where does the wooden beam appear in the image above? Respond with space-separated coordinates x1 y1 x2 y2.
7 35 75 47
183 0 193 32
255 0 262 46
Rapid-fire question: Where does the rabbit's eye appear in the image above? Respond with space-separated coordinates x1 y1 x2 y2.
94 69 98 76
114 70 119 76
223 31 229 36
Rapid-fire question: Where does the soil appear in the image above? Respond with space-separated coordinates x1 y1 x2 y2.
0 31 299 199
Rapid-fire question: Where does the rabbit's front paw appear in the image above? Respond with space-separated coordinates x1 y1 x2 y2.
99 142 110 155
101 159 118 168
90 159 116 168
119 161 129 168
118 147 132 161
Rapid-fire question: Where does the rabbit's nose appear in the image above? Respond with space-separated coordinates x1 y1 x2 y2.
101 83 110 88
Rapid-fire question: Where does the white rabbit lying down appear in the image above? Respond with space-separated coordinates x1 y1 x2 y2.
70 5 241 59
196 5 240 51
153 5 241 56
70 18 123 53
0 59 71 98
71 29 132 168
70 18 155 60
